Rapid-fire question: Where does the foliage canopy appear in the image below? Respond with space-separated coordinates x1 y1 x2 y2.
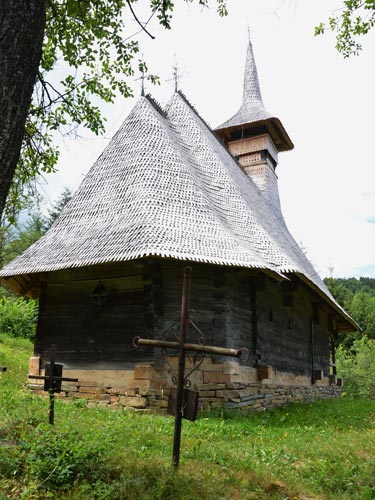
315 0 375 57
7 0 228 222
324 276 375 346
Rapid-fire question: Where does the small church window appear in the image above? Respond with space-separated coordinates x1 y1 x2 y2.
92 281 107 306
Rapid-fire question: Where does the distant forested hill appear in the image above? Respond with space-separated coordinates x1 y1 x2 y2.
324 277 375 345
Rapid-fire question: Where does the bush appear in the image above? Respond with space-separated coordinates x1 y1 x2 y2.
336 336 375 399
0 296 38 340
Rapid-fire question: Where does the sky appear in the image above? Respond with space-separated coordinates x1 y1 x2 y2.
40 0 375 279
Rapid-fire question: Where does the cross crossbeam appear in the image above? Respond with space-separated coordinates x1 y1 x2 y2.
133 337 244 359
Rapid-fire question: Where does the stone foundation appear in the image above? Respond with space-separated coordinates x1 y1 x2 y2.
27 355 342 412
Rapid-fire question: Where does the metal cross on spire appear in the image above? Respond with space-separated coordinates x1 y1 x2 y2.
166 55 184 93
173 62 179 92
140 65 146 97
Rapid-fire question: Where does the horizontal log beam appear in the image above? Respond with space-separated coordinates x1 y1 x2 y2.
133 336 244 359
28 375 78 382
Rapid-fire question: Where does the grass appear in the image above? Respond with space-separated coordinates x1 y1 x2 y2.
1 332 375 500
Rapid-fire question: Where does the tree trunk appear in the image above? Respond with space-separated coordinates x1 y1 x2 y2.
0 0 46 222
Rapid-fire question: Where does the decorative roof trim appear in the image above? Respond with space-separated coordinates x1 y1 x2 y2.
145 93 167 118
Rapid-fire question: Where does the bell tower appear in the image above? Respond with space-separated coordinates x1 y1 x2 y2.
215 37 294 213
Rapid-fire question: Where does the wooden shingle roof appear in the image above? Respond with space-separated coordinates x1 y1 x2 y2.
0 92 356 330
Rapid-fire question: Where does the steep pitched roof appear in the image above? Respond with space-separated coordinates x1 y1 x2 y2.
0 92 355 330
215 38 293 152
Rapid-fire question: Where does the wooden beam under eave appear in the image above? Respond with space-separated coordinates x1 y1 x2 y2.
0 274 40 298
0 276 22 295
19 278 40 299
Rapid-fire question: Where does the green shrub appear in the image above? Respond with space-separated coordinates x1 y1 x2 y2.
336 335 375 399
0 296 37 340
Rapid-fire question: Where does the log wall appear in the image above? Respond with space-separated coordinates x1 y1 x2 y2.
31 258 337 409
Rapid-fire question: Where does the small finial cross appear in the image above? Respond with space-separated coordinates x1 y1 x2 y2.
140 65 145 97
247 25 254 42
173 62 179 92
166 54 184 93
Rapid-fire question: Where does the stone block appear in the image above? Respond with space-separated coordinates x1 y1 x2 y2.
119 396 147 408
195 383 226 391
215 389 240 400
259 388 275 394
28 356 40 376
238 387 259 398
28 383 43 390
198 390 215 397
210 401 226 408
223 361 240 375
72 392 111 402
200 397 224 403
226 382 246 389
237 400 256 408
139 389 156 397
154 389 170 398
61 385 78 392
203 371 230 384
157 400 168 408
79 387 106 394
225 402 239 409
28 379 43 387
134 365 152 380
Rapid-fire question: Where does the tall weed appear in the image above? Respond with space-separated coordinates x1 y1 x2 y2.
0 296 38 340
336 336 375 399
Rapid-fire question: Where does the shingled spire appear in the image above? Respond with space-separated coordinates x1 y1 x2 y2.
219 37 271 130
242 36 264 108
215 36 293 152
215 36 294 212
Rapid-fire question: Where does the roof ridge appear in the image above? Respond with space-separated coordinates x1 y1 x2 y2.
175 91 212 131
144 93 167 118
172 91 256 181
165 91 298 273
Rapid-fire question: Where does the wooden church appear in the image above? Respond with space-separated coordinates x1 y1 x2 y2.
0 39 356 410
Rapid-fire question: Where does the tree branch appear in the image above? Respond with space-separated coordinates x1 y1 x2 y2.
126 0 156 39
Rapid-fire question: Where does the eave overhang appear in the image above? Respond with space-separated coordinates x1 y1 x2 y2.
294 272 360 333
215 116 294 153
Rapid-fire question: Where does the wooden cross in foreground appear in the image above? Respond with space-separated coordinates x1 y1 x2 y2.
134 267 247 468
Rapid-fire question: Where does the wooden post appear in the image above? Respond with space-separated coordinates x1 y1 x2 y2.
173 267 192 468
310 320 315 385
249 280 258 359
48 345 56 425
